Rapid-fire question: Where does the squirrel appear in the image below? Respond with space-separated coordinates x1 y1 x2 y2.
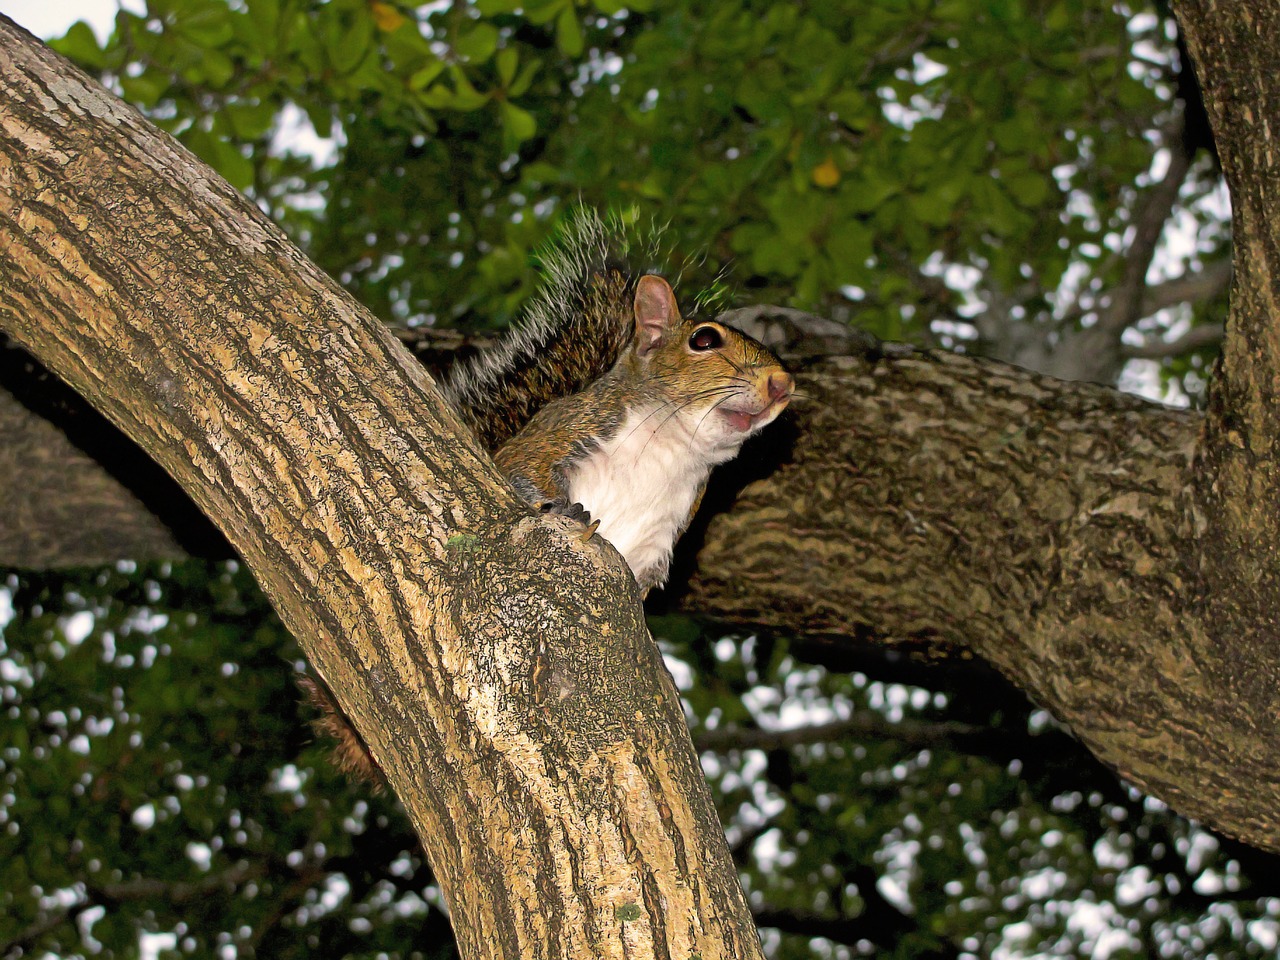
495 272 792 592
302 209 793 785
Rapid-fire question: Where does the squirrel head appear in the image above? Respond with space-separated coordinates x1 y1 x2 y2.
628 275 794 450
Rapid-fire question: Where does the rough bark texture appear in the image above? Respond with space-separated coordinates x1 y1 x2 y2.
0 19 765 960
673 351 1280 846
1175 0 1280 787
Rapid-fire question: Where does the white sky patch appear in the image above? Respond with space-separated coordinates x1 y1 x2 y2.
1249 916 1279 952
131 802 156 830
0 0 142 41
661 650 694 691
186 841 213 871
142 932 179 960
272 101 342 171
0 657 32 685
61 610 95 645
126 608 170 634
1065 901 1141 958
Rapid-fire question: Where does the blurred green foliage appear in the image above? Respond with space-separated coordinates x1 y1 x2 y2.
3 567 1278 957
48 0 1227 394
0 565 451 958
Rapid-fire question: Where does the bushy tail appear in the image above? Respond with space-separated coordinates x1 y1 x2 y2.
441 209 644 451
297 675 385 792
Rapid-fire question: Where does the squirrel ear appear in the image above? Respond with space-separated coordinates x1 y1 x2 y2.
633 275 681 356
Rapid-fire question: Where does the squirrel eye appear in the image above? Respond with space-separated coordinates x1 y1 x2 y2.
688 326 723 351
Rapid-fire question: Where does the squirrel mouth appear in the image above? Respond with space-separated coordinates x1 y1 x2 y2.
721 397 786 433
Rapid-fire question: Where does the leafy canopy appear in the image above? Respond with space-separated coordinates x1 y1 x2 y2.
52 0 1226 400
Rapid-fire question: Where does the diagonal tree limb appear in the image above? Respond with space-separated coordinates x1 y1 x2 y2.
0 19 766 959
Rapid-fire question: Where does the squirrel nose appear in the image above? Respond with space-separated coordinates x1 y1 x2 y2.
767 371 794 402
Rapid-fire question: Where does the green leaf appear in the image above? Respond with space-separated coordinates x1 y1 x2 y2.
173 2 235 47
827 218 874 269
615 903 642 922
418 84 456 109
828 89 873 130
496 47 519 87
409 59 446 91
500 101 537 148
521 161 564 184
49 21 107 70
245 0 281 36
118 72 169 109
326 8 373 75
447 66 491 111
223 100 278 141
556 5 584 57
184 128 256 191
907 188 956 228
184 44 236 87
972 178 1023 236
524 0 566 26
508 59 542 98
1003 170 1052 207
455 23 499 63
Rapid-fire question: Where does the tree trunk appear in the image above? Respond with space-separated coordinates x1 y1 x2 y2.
0 18 765 960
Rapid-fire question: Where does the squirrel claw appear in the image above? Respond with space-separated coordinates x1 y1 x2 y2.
536 497 597 540
541 497 593 525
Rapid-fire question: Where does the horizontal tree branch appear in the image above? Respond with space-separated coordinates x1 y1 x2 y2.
1139 258 1233 316
1121 321 1225 359
7 320 1280 848
694 714 992 753
667 346 1280 849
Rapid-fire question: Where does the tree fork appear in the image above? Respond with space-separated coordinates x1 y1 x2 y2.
0 18 764 959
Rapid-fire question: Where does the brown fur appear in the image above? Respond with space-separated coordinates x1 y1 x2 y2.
297 675 386 791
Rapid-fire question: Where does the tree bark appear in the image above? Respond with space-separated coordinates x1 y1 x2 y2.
675 350 1279 848
0 18 765 960
1174 0 1280 805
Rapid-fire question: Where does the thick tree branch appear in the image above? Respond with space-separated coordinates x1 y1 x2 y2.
0 19 764 959
1175 3 1280 760
667 346 1280 850
6 299 1280 848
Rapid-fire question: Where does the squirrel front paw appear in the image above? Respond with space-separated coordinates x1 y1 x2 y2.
539 497 590 523
539 498 600 541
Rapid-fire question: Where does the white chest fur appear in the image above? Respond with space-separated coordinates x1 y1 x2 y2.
565 404 737 590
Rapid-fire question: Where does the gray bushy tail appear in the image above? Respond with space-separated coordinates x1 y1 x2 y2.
441 209 645 452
